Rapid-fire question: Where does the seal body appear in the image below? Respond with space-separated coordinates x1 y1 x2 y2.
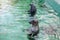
28 4 37 17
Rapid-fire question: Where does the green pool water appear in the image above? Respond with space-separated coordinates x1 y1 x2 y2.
0 0 60 40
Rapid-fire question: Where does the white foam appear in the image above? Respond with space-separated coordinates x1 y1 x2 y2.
55 0 60 4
